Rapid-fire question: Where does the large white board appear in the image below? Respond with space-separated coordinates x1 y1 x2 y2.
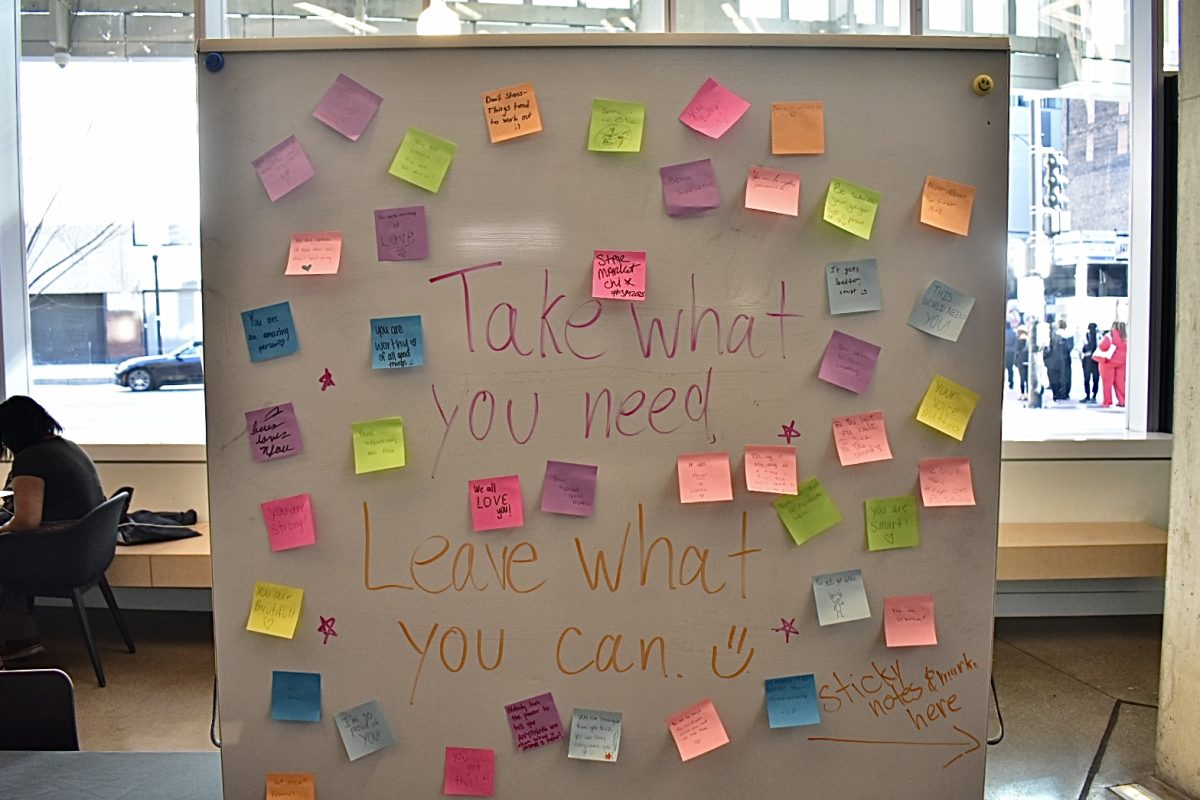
199 35 1008 799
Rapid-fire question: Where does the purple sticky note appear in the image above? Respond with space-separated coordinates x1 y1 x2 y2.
818 330 881 394
312 73 383 142
260 493 316 552
541 461 598 517
374 206 429 261
245 402 304 462
679 78 751 139
659 159 720 217
252 136 315 202
505 692 564 752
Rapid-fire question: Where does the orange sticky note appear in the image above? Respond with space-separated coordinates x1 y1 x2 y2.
285 231 342 275
920 175 976 236
482 82 542 144
883 595 938 647
677 452 733 503
667 699 729 761
771 101 825 154
266 772 315 800
918 457 976 507
832 411 893 466
744 445 797 494
745 166 801 216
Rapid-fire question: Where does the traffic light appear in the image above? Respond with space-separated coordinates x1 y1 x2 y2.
1040 150 1070 236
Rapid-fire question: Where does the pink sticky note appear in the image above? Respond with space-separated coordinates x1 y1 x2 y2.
245 403 304 462
744 445 797 495
592 250 646 301
918 457 976 507
832 411 893 466
374 206 429 261
541 461 598 517
504 692 564 752
679 78 750 139
660 159 720 216
260 493 316 552
285 231 342 275
745 166 801 216
443 747 495 797
883 595 938 647
666 699 730 762
677 452 734 503
469 475 524 532
818 331 881 394
252 136 315 202
312 73 383 142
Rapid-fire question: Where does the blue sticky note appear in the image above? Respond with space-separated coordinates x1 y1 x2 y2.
765 674 821 728
335 699 397 761
271 670 321 722
826 258 882 315
241 302 299 362
812 568 872 626
371 315 424 369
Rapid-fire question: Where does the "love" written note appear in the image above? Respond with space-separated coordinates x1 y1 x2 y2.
469 475 524 531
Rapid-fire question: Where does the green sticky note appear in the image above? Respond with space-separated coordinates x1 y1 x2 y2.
916 374 981 441
823 178 881 239
865 495 919 551
388 128 457 193
773 477 841 545
588 99 646 153
352 417 406 474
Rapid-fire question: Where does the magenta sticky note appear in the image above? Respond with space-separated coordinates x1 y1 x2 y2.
592 250 646 301
883 595 938 647
679 78 751 139
469 475 524 532
374 206 429 261
444 747 495 797
817 330 881 394
252 136 315 202
660 159 720 216
245 402 304 462
260 493 316 552
504 692 564 752
312 73 383 142
541 460 598 516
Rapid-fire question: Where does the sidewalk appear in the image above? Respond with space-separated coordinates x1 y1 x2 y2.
31 363 118 386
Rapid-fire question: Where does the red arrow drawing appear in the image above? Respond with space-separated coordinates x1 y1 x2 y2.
807 724 981 769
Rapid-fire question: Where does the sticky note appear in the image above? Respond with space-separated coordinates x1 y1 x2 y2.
271 670 321 722
568 708 622 762
374 206 429 261
266 772 315 800
245 403 303 462
812 569 871 625
823 178 881 239
679 78 750 139
312 73 382 141
260 494 316 552
908 280 976 342
826 258 882 315
832 411 893 466
588 99 645 153
335 699 396 761
285 231 341 275
764 675 821 728
541 460 598 517
351 417 406 474
883 595 938 647
919 457 976 507
482 81 542 143
771 101 825 155
744 445 797 495
241 302 299 362
744 166 801 216
444 747 495 797
470 475 524 532
246 581 303 639
773 477 841 545
920 175 976 236
504 692 564 752
916 374 981 441
371 315 424 369
818 331 881 394
865 495 920 551
677 452 734 503
592 250 646 301
389 128 456 193
252 136 315 202
660 159 720 216
666 699 729 761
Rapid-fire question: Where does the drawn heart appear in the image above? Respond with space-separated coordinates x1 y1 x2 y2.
262 617 274 629
884 533 895 544
301 264 313 272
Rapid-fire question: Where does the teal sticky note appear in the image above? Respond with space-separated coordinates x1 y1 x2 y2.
271 670 321 722
371 315 424 369
826 258 882 315
335 699 397 761
241 301 299 362
907 279 976 342
764 674 821 728
812 568 871 626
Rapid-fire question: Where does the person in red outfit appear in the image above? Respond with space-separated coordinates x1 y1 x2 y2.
1097 321 1128 407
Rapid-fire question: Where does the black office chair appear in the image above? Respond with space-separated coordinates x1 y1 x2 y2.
0 493 135 687
0 668 80 750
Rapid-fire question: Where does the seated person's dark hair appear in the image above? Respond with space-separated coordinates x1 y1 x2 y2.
0 395 63 458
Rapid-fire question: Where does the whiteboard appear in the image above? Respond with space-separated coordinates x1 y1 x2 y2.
199 35 1008 799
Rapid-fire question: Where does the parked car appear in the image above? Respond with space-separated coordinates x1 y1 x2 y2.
114 341 204 392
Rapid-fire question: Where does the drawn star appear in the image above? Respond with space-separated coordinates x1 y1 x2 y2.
317 615 338 645
778 420 800 444
604 752 614 761
318 368 336 391
772 617 800 644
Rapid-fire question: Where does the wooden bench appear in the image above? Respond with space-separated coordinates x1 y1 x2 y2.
107 523 212 588
996 522 1168 581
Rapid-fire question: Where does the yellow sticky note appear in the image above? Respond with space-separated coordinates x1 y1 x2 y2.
771 101 825 154
482 82 543 143
920 175 976 236
388 128 457 193
916 374 980 441
823 178 881 240
352 417 406 474
266 772 315 800
588 99 645 153
246 581 303 639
